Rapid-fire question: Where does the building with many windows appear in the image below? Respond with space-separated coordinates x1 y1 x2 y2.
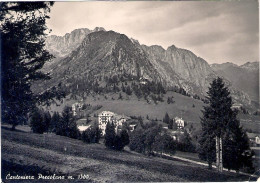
98 111 129 135
174 117 185 129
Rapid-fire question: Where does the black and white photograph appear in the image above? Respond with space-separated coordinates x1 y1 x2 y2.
1 1 259 182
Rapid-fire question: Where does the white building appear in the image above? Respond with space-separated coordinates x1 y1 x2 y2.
174 117 185 129
231 103 243 110
129 124 137 132
98 111 128 135
72 102 83 116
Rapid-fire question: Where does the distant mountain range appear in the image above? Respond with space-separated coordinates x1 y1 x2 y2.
211 62 259 103
42 27 258 107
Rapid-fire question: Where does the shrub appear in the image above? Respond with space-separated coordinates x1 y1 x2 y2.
130 124 177 155
129 128 146 153
177 130 196 152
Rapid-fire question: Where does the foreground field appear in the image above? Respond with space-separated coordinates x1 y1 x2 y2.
2 127 255 182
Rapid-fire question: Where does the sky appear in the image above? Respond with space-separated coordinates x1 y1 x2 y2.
47 1 259 65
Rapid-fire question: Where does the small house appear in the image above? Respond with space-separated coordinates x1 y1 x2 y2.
231 103 243 110
247 133 260 146
174 117 185 129
72 102 84 116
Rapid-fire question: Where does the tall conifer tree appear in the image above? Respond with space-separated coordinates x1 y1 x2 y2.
198 77 253 172
104 121 116 148
1 2 55 130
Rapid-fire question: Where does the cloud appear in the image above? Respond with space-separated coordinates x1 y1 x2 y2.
47 1 259 65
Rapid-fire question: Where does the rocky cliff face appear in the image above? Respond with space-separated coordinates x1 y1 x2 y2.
45 27 106 58
142 44 217 95
142 44 252 105
42 28 253 106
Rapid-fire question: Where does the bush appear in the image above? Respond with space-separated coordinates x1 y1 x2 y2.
130 124 177 155
129 128 146 153
177 130 196 152
153 133 176 155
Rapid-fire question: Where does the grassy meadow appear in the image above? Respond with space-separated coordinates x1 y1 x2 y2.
2 127 255 182
46 91 260 131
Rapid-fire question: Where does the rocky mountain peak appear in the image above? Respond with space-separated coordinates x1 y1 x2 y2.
93 27 106 32
240 61 259 71
45 27 106 58
167 44 177 51
43 28 253 106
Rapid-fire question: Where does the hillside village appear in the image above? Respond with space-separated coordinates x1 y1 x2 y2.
70 100 260 147
72 101 185 131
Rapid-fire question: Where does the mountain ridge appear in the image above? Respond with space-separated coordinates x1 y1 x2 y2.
42 28 254 107
211 62 259 103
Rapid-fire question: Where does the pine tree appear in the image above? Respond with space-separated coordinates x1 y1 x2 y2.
49 112 60 133
82 122 102 144
30 108 47 134
1 2 57 130
120 129 130 146
198 122 216 169
104 121 116 148
121 83 125 92
57 106 79 139
198 77 253 172
223 110 254 172
199 77 231 170
168 119 178 130
163 112 170 124
43 111 51 132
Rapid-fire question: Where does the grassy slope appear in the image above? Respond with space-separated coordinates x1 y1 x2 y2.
47 91 260 131
1 128 253 182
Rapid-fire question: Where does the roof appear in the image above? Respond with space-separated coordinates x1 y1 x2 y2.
98 111 130 121
98 111 115 116
77 125 91 132
247 133 259 139
174 117 184 121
